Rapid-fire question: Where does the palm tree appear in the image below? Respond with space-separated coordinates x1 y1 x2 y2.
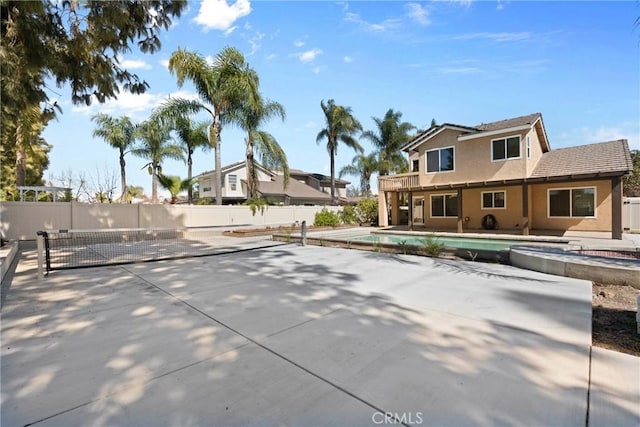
167 47 258 204
234 92 288 199
316 99 363 202
92 113 137 203
157 174 194 204
361 109 415 176
154 104 210 204
339 152 379 196
120 185 145 203
131 118 183 203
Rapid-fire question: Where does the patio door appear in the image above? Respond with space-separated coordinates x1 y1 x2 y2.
413 197 424 225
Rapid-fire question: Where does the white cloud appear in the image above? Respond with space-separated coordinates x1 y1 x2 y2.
312 66 321 74
453 32 532 42
159 59 170 69
72 91 164 118
558 123 639 149
120 59 152 70
344 12 401 33
265 53 277 61
343 55 354 63
71 89 201 119
224 26 237 36
248 31 265 55
405 3 430 26
294 48 323 63
294 39 305 47
193 0 251 32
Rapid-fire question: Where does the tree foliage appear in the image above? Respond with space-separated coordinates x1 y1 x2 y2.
131 118 183 203
167 46 258 204
92 114 137 203
339 152 379 197
317 99 363 202
623 149 640 197
0 1 184 200
361 109 415 176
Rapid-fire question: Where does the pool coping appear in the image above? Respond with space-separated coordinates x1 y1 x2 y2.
273 227 640 289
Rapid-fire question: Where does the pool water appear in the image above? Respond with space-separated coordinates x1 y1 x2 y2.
353 234 524 251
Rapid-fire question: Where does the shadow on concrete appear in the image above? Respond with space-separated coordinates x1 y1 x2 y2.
1 246 635 426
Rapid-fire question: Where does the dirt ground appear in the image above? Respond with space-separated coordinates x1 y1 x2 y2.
592 282 640 357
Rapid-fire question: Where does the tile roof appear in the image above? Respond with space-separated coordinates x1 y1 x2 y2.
474 113 542 132
530 139 632 178
257 176 332 200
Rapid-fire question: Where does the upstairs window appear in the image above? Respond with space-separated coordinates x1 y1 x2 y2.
492 136 520 161
412 159 419 172
526 136 531 159
228 174 237 191
426 147 454 173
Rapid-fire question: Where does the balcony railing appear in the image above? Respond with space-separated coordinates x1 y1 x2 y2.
378 173 420 191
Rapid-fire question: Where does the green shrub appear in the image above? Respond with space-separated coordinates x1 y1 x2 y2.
421 236 445 257
244 197 269 216
339 205 357 225
314 208 340 227
354 197 378 225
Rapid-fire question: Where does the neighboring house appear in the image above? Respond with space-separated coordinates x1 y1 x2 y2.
377 113 633 239
289 169 350 199
195 162 334 205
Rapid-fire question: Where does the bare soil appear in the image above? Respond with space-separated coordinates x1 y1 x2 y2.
592 282 640 356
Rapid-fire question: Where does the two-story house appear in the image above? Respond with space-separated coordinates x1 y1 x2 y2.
195 161 338 205
377 113 633 239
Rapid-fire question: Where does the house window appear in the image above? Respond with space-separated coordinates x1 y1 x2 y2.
228 174 237 191
202 187 211 192
492 136 520 161
548 187 596 217
482 191 506 209
526 136 531 159
431 194 458 217
412 159 419 172
426 147 454 173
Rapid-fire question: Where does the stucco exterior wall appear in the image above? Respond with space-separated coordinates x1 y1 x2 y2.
530 179 612 231
462 187 525 230
414 129 532 187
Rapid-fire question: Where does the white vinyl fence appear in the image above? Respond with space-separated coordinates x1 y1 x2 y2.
0 202 342 241
622 197 640 233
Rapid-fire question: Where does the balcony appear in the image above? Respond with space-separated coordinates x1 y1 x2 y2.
378 173 420 191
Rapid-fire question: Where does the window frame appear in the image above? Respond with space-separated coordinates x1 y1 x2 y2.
425 146 455 174
547 186 597 218
411 159 419 172
491 135 521 162
228 174 238 191
526 135 531 159
430 193 458 218
481 190 507 210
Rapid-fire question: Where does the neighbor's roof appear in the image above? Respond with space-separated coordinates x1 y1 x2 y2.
258 176 332 200
194 161 274 179
531 139 633 178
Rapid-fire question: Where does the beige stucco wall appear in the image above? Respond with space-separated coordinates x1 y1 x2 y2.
530 179 612 231
413 129 533 187
462 187 525 230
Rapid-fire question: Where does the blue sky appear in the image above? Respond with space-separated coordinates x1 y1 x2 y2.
42 0 640 198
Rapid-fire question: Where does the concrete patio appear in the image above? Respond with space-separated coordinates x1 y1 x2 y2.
1 240 638 426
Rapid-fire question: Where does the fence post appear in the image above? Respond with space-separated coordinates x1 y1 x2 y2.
36 231 45 279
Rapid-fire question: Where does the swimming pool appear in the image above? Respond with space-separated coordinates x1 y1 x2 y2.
353 234 525 251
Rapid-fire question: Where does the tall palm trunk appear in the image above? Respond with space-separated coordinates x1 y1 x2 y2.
246 137 256 199
187 150 193 204
151 164 158 203
212 121 222 205
15 144 26 187
119 150 127 203
330 146 336 202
